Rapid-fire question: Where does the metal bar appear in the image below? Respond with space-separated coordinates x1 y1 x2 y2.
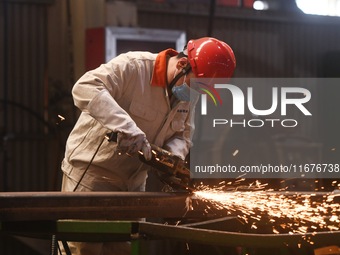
2 0 9 192
2 219 340 248
1 191 338 221
207 0 216 36
3 214 340 250
0 191 196 221
139 222 340 248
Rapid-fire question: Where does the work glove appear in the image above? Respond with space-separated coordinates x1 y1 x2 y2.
116 131 152 161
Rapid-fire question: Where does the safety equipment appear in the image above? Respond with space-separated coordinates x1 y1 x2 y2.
172 82 200 102
116 132 152 161
138 144 193 192
186 37 236 78
172 82 191 101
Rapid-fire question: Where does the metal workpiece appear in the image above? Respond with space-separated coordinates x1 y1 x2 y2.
0 191 220 221
139 221 340 248
1 191 339 222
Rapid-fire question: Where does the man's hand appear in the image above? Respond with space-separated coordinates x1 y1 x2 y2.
116 132 152 160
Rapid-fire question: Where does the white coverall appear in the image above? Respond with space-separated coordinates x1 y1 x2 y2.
61 49 197 254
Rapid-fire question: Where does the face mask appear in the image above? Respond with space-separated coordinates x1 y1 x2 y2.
172 82 191 101
170 69 199 102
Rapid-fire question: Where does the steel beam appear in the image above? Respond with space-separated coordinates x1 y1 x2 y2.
2 219 340 248
139 221 340 248
0 191 215 221
1 191 338 221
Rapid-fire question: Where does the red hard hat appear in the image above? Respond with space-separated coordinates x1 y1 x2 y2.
186 37 236 78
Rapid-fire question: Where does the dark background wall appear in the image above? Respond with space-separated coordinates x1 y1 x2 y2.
3 0 340 192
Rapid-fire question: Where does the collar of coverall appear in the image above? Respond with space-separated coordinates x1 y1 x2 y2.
150 49 179 88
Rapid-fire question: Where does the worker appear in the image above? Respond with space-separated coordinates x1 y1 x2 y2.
60 37 236 255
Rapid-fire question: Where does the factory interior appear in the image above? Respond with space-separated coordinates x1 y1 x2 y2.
1 0 340 254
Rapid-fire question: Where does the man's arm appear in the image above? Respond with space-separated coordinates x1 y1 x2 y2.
71 54 151 159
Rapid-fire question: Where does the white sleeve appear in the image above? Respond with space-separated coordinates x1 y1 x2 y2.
71 54 144 136
86 89 143 136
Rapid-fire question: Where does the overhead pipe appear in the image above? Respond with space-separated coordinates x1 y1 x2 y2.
207 0 216 36
2 0 9 192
